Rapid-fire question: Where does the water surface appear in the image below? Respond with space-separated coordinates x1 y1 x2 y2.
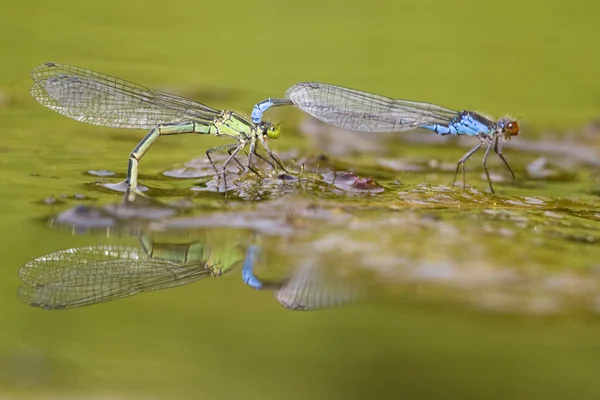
2 0 600 398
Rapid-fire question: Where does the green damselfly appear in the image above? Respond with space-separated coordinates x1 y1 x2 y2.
30 62 286 192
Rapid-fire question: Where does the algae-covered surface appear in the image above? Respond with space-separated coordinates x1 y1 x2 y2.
2 0 600 398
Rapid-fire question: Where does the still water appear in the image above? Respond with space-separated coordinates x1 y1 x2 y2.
2 0 600 398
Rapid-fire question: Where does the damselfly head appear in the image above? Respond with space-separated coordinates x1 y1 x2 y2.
263 123 281 140
498 118 519 139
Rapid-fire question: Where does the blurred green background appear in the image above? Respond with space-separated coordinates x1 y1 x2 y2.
2 0 600 398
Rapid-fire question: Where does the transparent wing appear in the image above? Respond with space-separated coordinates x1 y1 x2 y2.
17 245 213 309
275 260 361 311
30 62 221 129
285 82 459 133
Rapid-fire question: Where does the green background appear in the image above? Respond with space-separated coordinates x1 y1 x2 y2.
2 0 600 398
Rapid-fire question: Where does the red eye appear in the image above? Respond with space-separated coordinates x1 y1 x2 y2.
505 121 519 136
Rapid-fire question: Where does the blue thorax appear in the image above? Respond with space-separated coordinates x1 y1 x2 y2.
422 111 496 136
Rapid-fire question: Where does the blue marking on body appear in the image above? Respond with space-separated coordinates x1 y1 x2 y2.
422 123 459 135
422 112 494 137
251 99 274 123
459 114 493 135
242 245 263 289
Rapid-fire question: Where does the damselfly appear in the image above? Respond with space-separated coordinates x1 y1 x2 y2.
30 62 286 192
251 82 519 193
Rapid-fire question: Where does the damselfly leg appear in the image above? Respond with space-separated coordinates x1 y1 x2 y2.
452 141 483 191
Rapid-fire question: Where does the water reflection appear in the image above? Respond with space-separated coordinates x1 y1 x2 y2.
18 193 360 311
84 149 385 200
17 232 244 309
242 245 360 310
17 174 600 316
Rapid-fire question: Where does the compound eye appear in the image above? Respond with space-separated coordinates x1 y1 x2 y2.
266 125 280 139
505 121 519 136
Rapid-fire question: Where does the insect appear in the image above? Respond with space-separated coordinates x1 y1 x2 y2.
30 62 286 192
251 82 519 193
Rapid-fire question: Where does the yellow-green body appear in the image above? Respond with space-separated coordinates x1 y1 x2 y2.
30 62 284 193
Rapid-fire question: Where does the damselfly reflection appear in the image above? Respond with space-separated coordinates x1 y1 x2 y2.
242 245 362 311
18 235 359 311
17 233 242 309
